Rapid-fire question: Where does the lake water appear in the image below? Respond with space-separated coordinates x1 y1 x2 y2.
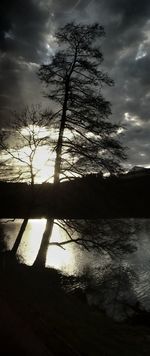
2 218 108 274
2 218 150 318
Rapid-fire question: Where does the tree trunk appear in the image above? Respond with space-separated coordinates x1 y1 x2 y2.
53 80 69 183
33 82 70 268
33 218 54 268
11 218 29 256
11 184 35 258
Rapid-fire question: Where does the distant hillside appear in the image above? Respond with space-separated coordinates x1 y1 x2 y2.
0 171 150 218
121 166 150 179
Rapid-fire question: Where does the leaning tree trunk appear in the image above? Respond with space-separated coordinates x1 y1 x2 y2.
11 182 35 258
33 81 69 268
33 218 54 268
11 218 29 256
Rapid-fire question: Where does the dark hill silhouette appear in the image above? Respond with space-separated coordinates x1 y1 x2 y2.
0 171 150 218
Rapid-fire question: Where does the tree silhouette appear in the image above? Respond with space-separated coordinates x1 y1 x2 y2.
34 22 126 268
0 223 7 253
0 105 52 256
0 106 53 184
54 219 136 255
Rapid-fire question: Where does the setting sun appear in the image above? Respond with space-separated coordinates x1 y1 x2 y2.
31 146 55 183
14 144 55 183
19 125 56 183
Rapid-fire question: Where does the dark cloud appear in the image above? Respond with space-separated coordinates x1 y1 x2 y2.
122 121 150 168
105 0 150 27
0 0 52 59
0 0 54 123
0 0 150 167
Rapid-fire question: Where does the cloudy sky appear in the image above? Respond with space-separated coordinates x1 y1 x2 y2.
0 0 150 169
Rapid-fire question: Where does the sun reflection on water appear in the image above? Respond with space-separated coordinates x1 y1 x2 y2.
18 219 46 264
18 219 76 274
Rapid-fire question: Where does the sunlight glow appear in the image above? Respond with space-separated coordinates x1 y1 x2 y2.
18 219 46 264
1 124 76 183
46 223 76 274
33 146 55 183
18 219 76 274
21 125 48 139
15 125 74 183
16 145 55 183
17 125 56 183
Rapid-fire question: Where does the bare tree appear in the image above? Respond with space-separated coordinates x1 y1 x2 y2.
51 219 136 256
0 106 53 183
0 105 52 256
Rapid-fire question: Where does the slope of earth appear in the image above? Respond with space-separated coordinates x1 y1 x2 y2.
0 261 150 356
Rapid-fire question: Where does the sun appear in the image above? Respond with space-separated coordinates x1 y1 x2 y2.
32 146 56 183
19 125 56 183
16 144 55 183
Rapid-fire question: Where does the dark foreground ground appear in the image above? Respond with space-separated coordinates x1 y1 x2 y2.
0 261 150 356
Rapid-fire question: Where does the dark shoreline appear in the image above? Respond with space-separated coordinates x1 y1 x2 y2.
0 172 150 219
0 262 150 355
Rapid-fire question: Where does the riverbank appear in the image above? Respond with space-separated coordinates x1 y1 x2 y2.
0 261 150 355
